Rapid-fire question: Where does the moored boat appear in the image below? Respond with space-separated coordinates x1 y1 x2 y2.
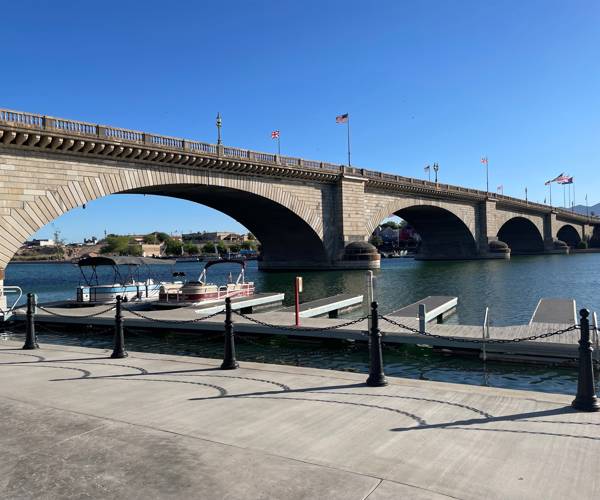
158 259 254 306
75 256 178 303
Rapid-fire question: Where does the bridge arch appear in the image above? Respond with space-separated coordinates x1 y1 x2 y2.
556 224 582 247
367 200 478 260
0 162 329 270
497 217 544 254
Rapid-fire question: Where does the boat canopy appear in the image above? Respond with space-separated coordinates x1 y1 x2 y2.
204 258 246 270
77 256 176 267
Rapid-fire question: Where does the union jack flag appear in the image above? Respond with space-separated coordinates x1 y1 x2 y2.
481 157 488 165
271 130 280 139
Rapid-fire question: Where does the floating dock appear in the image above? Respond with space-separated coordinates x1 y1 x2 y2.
281 293 363 318
9 294 597 363
390 295 457 323
530 298 577 325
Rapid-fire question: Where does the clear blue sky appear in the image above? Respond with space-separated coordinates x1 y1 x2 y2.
3 0 599 242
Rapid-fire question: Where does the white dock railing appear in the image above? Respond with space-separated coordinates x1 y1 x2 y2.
593 312 599 364
482 307 490 361
0 285 23 319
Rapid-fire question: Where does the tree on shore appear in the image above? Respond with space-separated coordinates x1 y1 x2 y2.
216 241 227 255
100 235 144 256
165 239 183 255
202 242 216 253
183 242 199 255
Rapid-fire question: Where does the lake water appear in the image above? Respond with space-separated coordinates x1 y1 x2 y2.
2 254 599 396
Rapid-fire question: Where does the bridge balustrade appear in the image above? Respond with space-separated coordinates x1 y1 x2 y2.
0 107 598 224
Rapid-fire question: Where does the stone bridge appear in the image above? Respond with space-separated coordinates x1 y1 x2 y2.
0 109 597 282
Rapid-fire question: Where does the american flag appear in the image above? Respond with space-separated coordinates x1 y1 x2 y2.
481 157 488 165
545 173 564 185
271 130 280 139
336 113 349 124
424 165 430 172
557 175 573 184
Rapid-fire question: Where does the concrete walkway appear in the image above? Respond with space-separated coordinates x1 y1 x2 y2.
0 340 599 499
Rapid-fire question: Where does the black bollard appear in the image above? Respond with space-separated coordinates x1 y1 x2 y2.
366 301 387 387
110 295 128 359
221 297 238 370
22 293 39 350
572 309 599 411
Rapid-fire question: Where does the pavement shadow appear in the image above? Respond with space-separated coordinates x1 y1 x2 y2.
0 356 110 365
390 405 600 440
78 366 223 380
188 382 367 401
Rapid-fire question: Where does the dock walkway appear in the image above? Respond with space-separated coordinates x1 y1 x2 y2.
1 340 599 499
281 293 363 318
12 302 595 360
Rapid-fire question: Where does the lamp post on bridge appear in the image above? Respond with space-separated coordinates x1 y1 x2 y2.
216 112 222 145
433 163 439 184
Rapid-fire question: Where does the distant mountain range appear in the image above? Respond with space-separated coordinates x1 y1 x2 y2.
566 203 600 216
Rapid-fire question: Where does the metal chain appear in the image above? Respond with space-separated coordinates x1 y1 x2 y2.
379 315 579 344
122 307 225 324
233 310 368 332
36 304 116 318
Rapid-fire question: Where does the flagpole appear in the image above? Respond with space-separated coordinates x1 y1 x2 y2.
549 183 552 207
347 116 351 167
586 194 589 220
486 161 489 194
278 135 281 156
563 184 566 209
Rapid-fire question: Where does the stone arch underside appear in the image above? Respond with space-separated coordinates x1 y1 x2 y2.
371 203 478 260
556 224 581 247
497 217 544 254
127 184 329 266
0 160 330 269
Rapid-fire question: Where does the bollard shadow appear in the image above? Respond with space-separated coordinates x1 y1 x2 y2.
0 356 110 365
391 405 576 432
188 382 367 401
390 405 600 441
69 366 223 380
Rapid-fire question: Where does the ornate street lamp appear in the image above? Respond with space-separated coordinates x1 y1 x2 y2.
216 112 222 145
433 163 439 183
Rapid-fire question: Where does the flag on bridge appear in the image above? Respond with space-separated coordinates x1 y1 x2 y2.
424 165 430 172
481 157 488 165
545 173 564 185
336 113 351 166
271 130 281 155
557 175 573 184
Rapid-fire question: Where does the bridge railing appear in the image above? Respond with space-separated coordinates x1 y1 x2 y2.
0 108 597 223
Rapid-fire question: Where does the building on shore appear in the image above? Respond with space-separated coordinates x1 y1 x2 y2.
140 243 164 257
182 231 252 245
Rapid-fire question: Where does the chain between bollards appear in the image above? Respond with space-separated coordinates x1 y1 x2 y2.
22 293 38 350
221 297 238 370
111 295 127 359
366 301 387 387
572 309 599 411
